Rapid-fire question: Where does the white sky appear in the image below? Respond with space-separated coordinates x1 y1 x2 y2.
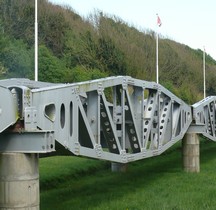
49 0 216 60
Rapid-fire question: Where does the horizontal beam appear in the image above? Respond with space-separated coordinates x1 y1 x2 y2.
0 131 55 153
186 124 206 134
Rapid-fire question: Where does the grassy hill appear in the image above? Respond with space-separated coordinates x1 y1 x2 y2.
0 0 216 104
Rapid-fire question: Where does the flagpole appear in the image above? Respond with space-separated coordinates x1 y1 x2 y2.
203 46 206 98
156 14 161 84
156 31 159 84
35 0 38 81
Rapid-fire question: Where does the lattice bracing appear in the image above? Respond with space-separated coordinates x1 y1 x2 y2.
192 96 216 141
0 76 192 163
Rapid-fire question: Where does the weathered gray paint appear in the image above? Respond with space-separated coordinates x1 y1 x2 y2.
0 76 193 162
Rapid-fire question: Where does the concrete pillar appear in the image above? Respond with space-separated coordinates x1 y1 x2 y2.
0 153 39 210
182 133 200 172
111 162 127 172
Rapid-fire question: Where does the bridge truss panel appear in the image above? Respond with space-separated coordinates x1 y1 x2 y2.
0 76 192 162
27 76 191 162
192 96 216 141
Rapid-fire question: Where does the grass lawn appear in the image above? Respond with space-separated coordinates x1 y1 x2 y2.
40 139 216 210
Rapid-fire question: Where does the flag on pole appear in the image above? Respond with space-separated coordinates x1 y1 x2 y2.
157 14 162 27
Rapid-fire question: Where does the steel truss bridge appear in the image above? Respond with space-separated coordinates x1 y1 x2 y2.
0 76 215 163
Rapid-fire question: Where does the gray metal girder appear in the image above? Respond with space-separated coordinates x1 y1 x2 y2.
0 76 193 161
192 96 216 141
0 131 55 153
16 76 191 163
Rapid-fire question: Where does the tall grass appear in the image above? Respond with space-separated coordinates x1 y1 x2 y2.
40 139 216 210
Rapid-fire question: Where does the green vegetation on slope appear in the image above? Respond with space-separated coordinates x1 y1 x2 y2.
40 139 216 210
0 0 216 104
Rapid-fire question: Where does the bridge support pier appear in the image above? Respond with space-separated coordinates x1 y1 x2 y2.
111 162 127 172
0 153 39 209
182 133 200 172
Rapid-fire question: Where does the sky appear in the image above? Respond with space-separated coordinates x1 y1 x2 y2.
49 0 216 60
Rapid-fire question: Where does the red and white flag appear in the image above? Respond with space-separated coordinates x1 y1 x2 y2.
157 15 162 27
